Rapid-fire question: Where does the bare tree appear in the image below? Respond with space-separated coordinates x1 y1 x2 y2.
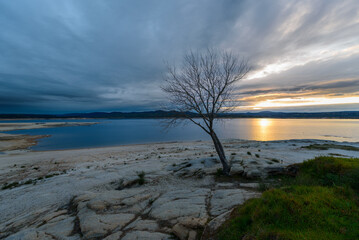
162 49 250 175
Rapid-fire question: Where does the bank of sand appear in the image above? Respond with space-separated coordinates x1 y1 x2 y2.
1 132 359 239
0 122 97 152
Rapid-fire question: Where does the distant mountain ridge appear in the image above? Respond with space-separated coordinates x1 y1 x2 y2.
1 110 359 119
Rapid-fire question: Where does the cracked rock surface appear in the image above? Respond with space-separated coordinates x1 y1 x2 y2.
2 139 359 239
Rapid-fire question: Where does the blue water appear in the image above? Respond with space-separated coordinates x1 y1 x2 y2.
2 118 359 151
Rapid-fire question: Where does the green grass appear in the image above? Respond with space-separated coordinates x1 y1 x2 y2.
136 171 146 185
218 186 359 240
302 144 359 151
297 156 359 192
216 156 359 240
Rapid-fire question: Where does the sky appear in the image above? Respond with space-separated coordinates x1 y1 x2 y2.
0 0 358 113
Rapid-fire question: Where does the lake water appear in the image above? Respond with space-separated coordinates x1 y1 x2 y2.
2 118 359 151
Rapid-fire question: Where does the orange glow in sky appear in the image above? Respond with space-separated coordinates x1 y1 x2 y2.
238 96 359 110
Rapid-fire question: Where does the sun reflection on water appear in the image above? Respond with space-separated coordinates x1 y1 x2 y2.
256 118 272 141
259 119 271 127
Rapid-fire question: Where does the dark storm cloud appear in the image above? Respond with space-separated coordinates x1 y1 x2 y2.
0 0 358 113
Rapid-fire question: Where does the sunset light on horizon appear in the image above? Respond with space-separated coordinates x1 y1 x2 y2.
237 96 359 110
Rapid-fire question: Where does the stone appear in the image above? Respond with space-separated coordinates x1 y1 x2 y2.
203 210 232 236
188 230 197 240
41 210 68 223
230 164 244 175
102 231 122 240
1 207 51 238
215 183 234 188
78 189 156 215
73 192 97 204
177 216 208 228
245 169 262 179
86 200 108 211
78 210 135 239
210 189 259 216
172 223 189 240
5 229 54 240
124 218 159 231
38 216 75 237
240 182 259 189
121 231 172 240
150 189 209 223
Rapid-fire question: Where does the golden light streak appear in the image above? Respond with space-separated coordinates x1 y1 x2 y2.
249 96 359 109
255 118 273 141
259 118 271 127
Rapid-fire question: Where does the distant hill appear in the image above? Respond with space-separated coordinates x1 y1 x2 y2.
1 110 359 119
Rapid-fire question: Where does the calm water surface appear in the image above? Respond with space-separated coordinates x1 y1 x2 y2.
2 119 359 151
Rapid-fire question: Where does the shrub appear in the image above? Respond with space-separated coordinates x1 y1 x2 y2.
271 158 280 163
136 171 146 185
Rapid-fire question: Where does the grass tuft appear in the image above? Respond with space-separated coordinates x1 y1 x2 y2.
136 171 146 185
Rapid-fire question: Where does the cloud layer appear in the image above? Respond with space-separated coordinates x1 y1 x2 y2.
0 0 358 113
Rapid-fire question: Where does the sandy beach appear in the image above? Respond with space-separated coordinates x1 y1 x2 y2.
1 122 359 240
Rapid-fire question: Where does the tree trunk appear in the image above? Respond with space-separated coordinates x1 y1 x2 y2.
210 131 231 175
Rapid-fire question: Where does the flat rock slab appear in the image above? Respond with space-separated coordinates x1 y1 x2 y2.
38 215 76 238
122 231 172 240
210 189 260 216
5 229 57 240
125 218 159 231
78 211 135 239
103 231 122 240
149 188 209 226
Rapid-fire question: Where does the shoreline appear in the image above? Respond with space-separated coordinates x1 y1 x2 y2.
3 134 359 154
2 117 359 121
0 122 98 152
1 138 359 239
14 137 359 153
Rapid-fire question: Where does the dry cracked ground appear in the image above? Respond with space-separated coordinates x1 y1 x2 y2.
1 139 359 240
